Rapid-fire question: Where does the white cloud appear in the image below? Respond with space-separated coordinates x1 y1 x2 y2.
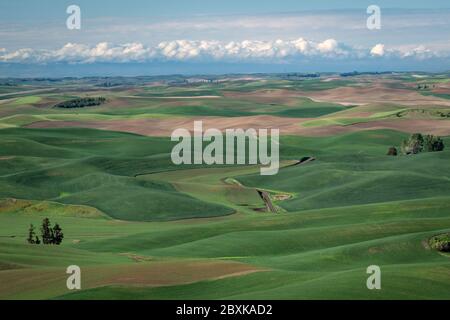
0 38 446 64
369 43 444 60
2 9 450 57
400 45 436 60
371 44 385 56
317 39 338 53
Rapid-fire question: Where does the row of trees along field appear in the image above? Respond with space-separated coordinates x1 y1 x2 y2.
27 218 64 245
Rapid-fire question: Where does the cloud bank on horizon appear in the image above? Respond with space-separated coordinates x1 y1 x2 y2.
1 1 450 74
0 39 442 64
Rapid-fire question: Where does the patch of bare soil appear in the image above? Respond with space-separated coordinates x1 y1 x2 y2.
26 115 450 137
26 115 310 137
222 89 298 105
433 88 450 94
296 119 450 136
153 96 222 99
100 260 264 287
299 84 450 107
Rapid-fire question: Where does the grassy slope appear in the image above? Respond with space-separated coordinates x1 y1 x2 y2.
0 78 449 299
63 129 450 299
238 132 450 211
1 128 447 299
56 195 450 300
0 128 233 221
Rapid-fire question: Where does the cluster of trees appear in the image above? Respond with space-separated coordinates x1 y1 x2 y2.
98 82 114 87
387 133 445 156
340 71 392 77
416 84 435 90
429 233 450 253
437 111 450 118
401 133 445 155
27 218 64 245
54 97 106 109
284 73 320 79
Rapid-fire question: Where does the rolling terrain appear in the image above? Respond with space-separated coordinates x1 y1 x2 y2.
0 73 449 299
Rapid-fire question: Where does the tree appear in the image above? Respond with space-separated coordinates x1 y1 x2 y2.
41 218 53 244
424 135 445 152
30 218 65 245
27 224 36 244
52 223 64 245
401 133 424 155
400 133 445 155
387 147 398 156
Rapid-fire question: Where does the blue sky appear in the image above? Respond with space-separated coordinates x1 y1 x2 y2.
3 0 450 19
1 0 450 76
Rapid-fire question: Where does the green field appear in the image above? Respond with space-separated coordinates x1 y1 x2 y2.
0 75 449 300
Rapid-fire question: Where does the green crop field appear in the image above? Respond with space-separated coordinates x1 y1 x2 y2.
0 74 449 300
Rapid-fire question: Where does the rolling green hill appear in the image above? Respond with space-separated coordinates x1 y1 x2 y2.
0 127 449 299
0 76 449 300
0 128 233 221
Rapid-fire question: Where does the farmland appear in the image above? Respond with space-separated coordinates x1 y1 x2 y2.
0 73 449 299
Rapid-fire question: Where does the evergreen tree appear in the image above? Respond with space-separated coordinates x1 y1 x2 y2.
41 218 52 244
27 224 36 244
52 223 64 245
35 236 41 244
